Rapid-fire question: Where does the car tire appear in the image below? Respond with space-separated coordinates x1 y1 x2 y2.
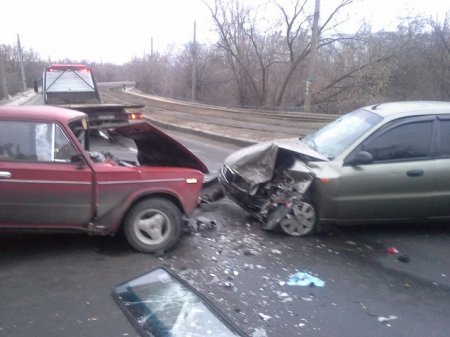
279 196 317 237
123 198 182 253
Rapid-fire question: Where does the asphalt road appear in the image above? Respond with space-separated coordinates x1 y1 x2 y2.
1 93 450 337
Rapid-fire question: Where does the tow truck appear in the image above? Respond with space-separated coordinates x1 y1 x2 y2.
37 64 144 128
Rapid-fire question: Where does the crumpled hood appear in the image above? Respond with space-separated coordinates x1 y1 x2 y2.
111 122 208 173
224 138 327 186
274 138 328 161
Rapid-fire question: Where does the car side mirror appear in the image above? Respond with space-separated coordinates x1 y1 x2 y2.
346 151 374 166
70 154 85 169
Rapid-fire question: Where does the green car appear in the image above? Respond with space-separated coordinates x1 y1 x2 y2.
219 101 450 236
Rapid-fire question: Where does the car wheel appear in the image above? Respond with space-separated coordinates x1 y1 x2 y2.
123 198 182 253
279 199 317 236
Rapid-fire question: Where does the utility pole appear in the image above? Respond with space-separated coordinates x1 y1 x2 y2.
0 47 9 100
191 20 197 102
151 36 154 58
17 34 27 91
304 0 320 113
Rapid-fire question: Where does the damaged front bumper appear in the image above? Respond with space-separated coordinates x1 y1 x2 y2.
219 140 324 234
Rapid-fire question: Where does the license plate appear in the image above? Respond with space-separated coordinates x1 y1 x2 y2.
98 115 115 120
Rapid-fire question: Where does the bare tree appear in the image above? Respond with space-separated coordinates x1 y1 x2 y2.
270 0 353 107
207 0 280 107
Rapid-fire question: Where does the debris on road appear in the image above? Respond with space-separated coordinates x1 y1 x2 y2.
224 281 234 289
287 272 325 287
398 253 410 263
378 315 398 323
252 328 268 337
258 313 272 321
386 247 399 255
188 216 217 232
298 318 308 328
300 296 314 302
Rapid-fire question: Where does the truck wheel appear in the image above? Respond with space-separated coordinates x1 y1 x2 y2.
279 198 317 237
123 198 182 253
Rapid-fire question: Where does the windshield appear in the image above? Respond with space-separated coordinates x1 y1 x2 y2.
304 109 382 159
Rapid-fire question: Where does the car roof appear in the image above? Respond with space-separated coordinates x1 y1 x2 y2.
363 101 450 118
0 105 86 124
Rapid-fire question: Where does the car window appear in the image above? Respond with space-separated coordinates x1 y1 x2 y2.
362 121 433 162
0 121 77 163
440 120 450 157
54 125 78 162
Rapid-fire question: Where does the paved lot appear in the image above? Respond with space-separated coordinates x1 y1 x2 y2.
2 198 450 337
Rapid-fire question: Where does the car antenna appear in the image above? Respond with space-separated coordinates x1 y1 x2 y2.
371 103 382 110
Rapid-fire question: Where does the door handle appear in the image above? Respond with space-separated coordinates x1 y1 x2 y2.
0 171 12 179
406 169 424 177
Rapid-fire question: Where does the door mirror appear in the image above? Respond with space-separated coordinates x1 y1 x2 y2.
70 154 85 169
347 151 374 166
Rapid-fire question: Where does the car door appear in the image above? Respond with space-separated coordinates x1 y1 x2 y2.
334 116 437 221
432 116 450 218
0 120 93 226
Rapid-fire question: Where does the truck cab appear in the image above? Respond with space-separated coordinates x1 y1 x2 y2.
43 64 101 105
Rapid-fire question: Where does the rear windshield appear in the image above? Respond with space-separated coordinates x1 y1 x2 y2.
45 68 95 93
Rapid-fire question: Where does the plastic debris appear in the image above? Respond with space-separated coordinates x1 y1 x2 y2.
378 315 398 323
244 249 256 256
287 272 325 287
223 281 234 289
252 328 268 337
189 216 217 232
298 318 308 327
398 253 410 263
301 296 313 302
258 313 272 321
386 247 399 255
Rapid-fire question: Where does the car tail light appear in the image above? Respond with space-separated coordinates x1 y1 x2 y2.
128 112 143 121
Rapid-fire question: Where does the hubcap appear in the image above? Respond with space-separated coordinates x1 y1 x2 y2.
280 201 316 236
134 209 170 245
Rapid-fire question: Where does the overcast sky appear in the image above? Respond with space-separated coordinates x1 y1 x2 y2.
0 0 448 65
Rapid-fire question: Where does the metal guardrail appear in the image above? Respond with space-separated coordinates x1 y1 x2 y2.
105 87 336 124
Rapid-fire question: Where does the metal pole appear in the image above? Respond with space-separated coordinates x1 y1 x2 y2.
304 0 320 113
151 36 154 58
17 34 27 91
0 47 9 100
191 20 197 102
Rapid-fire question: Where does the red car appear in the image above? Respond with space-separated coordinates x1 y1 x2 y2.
0 105 207 253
